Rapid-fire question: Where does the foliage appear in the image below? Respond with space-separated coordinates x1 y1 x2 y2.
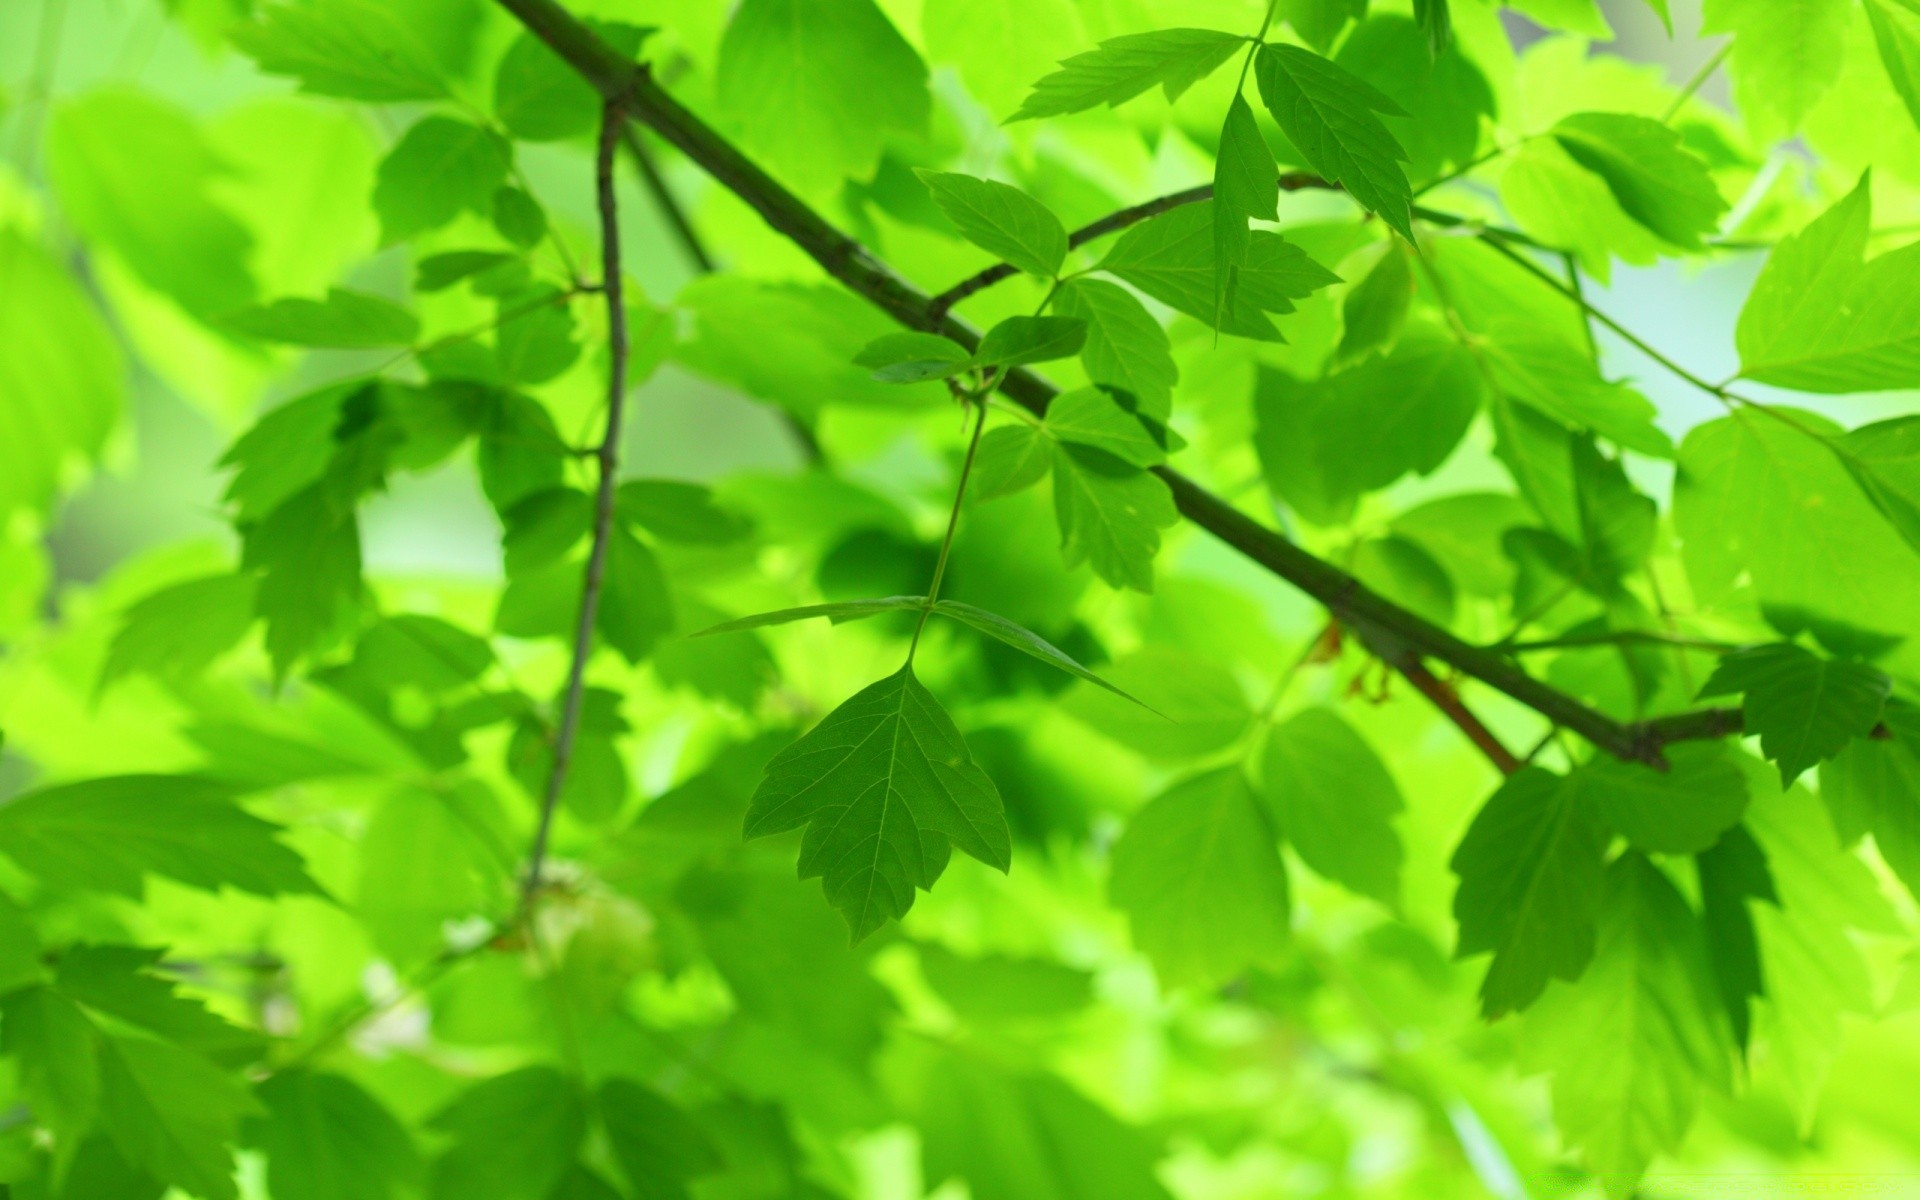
6 0 1920 1197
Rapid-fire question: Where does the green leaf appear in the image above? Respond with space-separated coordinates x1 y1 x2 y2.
919 172 1068 278
1098 202 1338 341
231 0 468 101
715 0 929 193
416 250 519 293
98 1035 261 1200
357 783 510 964
1735 178 1920 392
0 892 43 995
1839 415 1920 555
502 488 590 575
1696 824 1775 1051
1254 330 1482 525
1253 44 1413 241
1260 707 1404 905
1478 318 1673 457
1702 0 1848 131
372 117 512 246
1820 700 1920 903
1109 769 1290 987
916 1052 1177 1200
852 332 974 383
251 1071 421 1200
1051 278 1178 419
1575 743 1750 854
493 24 652 142
1060 648 1252 760
1010 28 1245 121
974 315 1087 368
243 484 363 677
1866 0 1920 132
54 946 262 1063
1676 410 1920 651
1451 767 1609 1018
1520 855 1732 1196
617 480 753 544
1334 242 1413 363
0 774 319 899
0 229 124 519
428 1067 586 1200
970 425 1054 499
1699 643 1891 786
1333 14 1494 183
693 596 926 636
493 186 548 248
0 987 99 1142
47 89 256 318
743 665 1011 940
1213 94 1279 319
1551 113 1727 250
1044 387 1167 468
598 1080 721 1198
225 288 419 348
931 599 1148 706
1050 443 1179 592
101 573 257 690
1413 0 1450 53
597 527 676 663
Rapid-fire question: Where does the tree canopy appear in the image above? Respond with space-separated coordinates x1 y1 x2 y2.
5 0 1920 1197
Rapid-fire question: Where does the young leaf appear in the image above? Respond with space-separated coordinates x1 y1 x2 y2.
597 527 676 663
1573 743 1750 854
1451 767 1609 1018
1259 707 1404 906
617 480 753 544
970 424 1054 499
1051 277 1178 419
931 599 1149 706
251 1071 421 1200
1701 0 1847 131
1735 177 1920 392
224 288 420 348
1109 769 1290 987
0 987 99 1142
1099 203 1337 340
1866 0 1920 131
1552 113 1727 249
1253 44 1414 241
54 945 262 1063
243 484 364 677
974 315 1087 368
1819 700 1920 903
919 172 1068 278
1213 94 1279 319
1050 443 1179 592
715 0 930 192
231 0 459 101
493 24 652 142
597 1080 721 1196
1413 0 1451 53
1699 643 1891 786
416 250 519 293
1010 28 1246 121
428 1068 586 1200
372 117 512 245
853 331 974 382
693 595 926 636
1520 854 1733 1193
1044 387 1168 468
1334 242 1414 363
101 573 257 690
743 665 1011 940
1695 823 1775 1051
1839 415 1920 555
98 1035 262 1200
1477 318 1673 457
0 774 320 899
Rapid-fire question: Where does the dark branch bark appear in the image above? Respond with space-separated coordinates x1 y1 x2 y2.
490 0 1741 769
523 99 634 909
1395 659 1522 775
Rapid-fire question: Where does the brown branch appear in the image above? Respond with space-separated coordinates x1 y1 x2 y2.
489 0 1750 770
1394 659 1521 775
522 98 634 910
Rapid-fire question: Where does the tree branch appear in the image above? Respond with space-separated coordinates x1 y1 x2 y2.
1395 659 1521 775
490 0 1742 769
522 98 633 910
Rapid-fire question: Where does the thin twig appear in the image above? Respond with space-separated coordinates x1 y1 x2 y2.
522 99 634 911
1394 658 1521 775
1503 629 1745 654
1662 42 1733 124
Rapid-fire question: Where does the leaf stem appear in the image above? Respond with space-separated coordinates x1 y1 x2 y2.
908 397 991 662
521 99 633 913
1662 41 1733 124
